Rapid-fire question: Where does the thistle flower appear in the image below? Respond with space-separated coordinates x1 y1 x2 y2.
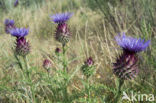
10 28 29 38
10 28 30 56
16 37 30 56
81 57 95 78
51 12 73 45
4 19 15 34
43 59 52 72
14 0 19 7
113 33 150 80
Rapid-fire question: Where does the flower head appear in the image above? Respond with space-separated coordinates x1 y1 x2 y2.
51 12 73 23
10 28 29 38
4 19 15 26
115 33 150 53
14 0 19 7
16 37 30 56
4 19 15 34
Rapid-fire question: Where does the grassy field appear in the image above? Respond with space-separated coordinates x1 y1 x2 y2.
0 0 156 103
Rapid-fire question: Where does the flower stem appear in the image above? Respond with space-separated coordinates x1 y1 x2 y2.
114 78 124 103
62 44 68 72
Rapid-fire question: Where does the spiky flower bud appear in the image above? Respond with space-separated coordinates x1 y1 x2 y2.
55 47 61 54
10 28 30 56
55 23 70 45
51 12 73 45
4 19 15 34
43 59 52 72
16 37 30 56
81 57 95 78
113 33 150 80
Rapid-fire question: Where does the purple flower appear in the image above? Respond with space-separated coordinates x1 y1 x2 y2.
51 12 73 23
10 28 29 38
14 0 19 7
4 19 15 34
4 19 15 26
113 33 150 80
115 33 150 53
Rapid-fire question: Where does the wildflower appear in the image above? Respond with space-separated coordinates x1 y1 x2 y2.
113 33 150 80
43 59 52 72
81 57 95 78
14 0 19 7
51 12 73 45
51 12 73 24
10 28 29 38
10 28 30 56
4 19 15 34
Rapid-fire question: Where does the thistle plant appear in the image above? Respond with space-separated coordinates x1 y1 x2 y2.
51 12 73 71
51 12 73 46
10 28 30 57
81 57 95 102
4 19 15 34
113 33 150 102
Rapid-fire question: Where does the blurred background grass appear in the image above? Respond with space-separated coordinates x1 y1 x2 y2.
0 0 156 102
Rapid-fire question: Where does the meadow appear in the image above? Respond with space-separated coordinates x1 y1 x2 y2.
0 0 156 103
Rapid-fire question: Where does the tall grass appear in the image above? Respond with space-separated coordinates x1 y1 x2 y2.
0 0 156 102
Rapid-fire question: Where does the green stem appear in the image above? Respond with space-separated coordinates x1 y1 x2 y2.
14 53 24 70
62 44 68 72
23 56 30 80
23 56 36 103
114 78 124 103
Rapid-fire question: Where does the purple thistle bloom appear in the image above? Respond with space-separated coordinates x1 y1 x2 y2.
115 33 150 53
4 19 15 26
51 12 73 23
4 19 15 34
113 33 150 80
10 28 29 38
14 0 19 7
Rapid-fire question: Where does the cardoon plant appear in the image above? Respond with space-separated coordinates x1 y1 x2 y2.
10 28 30 56
113 33 150 102
4 19 15 34
51 12 73 46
